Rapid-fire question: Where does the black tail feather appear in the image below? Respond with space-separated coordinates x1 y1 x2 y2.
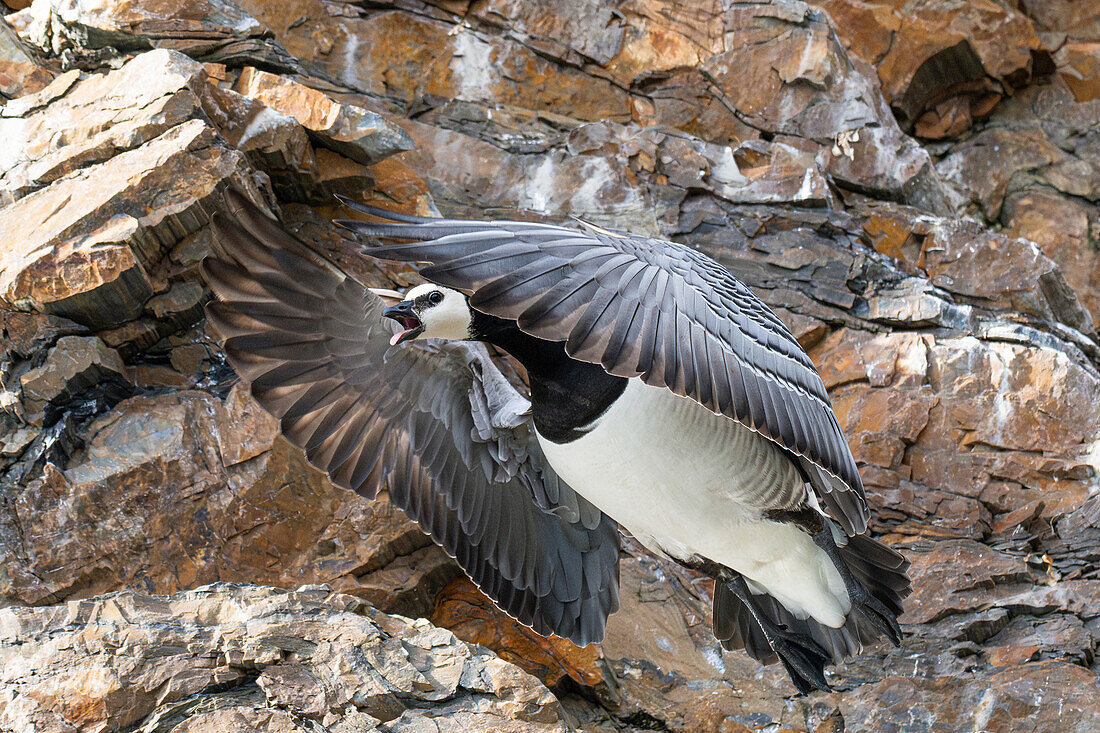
712 533 911 693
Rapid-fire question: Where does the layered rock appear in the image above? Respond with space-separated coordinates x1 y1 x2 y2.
0 583 568 732
1 0 1099 731
811 0 1047 139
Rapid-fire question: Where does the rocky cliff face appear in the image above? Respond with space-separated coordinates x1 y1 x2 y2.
0 1 1099 731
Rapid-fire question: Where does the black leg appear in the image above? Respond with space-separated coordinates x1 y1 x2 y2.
724 574 832 694
812 528 902 644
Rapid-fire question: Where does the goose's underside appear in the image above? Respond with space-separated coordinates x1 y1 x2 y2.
537 378 851 627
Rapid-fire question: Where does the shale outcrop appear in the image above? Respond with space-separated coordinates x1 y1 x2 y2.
1 1 1099 731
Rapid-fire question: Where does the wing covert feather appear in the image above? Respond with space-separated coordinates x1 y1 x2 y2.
340 208 868 534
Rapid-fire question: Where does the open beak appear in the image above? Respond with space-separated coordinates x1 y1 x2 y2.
382 300 423 345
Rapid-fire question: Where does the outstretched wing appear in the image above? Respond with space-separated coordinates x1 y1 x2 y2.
337 202 868 535
203 191 620 644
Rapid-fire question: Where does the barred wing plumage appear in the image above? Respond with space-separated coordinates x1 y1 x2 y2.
203 192 620 645
337 202 868 535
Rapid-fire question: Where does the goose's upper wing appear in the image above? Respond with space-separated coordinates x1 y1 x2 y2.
202 192 620 645
338 204 868 535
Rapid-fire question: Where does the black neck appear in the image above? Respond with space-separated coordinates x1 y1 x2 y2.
471 310 627 443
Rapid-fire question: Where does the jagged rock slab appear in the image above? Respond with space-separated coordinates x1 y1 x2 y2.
12 0 298 71
0 384 452 610
0 16 54 98
813 0 1046 138
934 78 1100 325
0 47 355 329
234 66 413 165
18 334 127 423
1 49 217 202
242 0 953 213
0 583 568 732
0 116 247 327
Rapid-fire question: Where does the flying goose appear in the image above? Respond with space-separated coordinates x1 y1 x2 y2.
203 190 911 693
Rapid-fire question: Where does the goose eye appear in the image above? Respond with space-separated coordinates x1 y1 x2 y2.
428 291 444 305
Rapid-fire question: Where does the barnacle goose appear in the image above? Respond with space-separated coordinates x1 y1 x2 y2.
203 190 911 693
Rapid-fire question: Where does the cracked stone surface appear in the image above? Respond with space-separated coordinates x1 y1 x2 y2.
0 583 568 732
1 1 1100 731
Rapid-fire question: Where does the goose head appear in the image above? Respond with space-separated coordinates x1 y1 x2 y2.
379 283 473 345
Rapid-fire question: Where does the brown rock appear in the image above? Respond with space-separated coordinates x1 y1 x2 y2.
986 644 1040 667
839 662 1100 731
933 79 1100 328
1003 188 1100 329
0 50 266 329
198 82 322 201
18 334 128 421
902 540 1029 625
360 156 433 217
13 0 297 70
313 148 373 202
0 384 453 616
1055 41 1100 102
332 10 631 123
430 577 608 690
814 0 1044 137
936 79 1100 218
239 0 949 211
0 584 567 732
0 309 84 358
0 16 53 98
235 67 413 165
1018 0 1100 43
3 1 1100 730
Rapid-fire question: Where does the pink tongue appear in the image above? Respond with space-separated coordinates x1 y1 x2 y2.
390 329 413 346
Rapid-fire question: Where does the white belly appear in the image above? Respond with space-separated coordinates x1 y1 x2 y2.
536 379 850 626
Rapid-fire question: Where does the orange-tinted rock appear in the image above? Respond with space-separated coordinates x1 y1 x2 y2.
361 155 433 217
937 128 1065 220
312 147 373 202
332 11 631 123
814 0 1044 138
0 584 568 732
197 82 321 201
0 50 270 329
3 0 1100 729
0 16 53 98
1004 188 1100 328
234 66 413 165
430 577 608 690
0 117 244 327
986 644 1040 666
238 0 948 211
0 386 438 609
13 0 296 70
1055 41 1100 102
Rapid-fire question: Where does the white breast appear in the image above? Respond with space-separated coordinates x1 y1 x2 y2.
536 379 851 627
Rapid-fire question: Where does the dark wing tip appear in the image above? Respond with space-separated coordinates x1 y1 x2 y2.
221 187 258 218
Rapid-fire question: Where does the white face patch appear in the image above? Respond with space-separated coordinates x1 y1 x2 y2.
405 283 473 341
